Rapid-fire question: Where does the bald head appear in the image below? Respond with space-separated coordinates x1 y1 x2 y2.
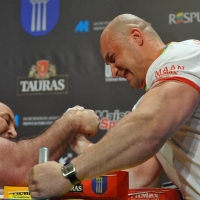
99 14 165 89
101 14 161 43
0 102 12 111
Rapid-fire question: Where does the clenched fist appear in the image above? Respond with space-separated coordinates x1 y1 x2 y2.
29 161 69 199
63 105 99 138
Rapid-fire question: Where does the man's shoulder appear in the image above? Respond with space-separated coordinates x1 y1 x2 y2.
145 39 200 91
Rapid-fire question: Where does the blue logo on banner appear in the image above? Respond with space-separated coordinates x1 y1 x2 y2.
20 0 60 36
92 176 107 194
14 114 20 127
74 20 89 32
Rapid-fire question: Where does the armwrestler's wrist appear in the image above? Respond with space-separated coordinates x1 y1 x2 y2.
59 111 82 133
58 163 75 194
61 160 82 186
69 158 85 182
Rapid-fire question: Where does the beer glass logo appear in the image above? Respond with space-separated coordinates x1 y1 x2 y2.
92 176 107 194
20 0 60 36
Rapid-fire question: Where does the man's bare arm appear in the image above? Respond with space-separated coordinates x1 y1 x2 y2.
0 107 99 187
28 81 199 198
74 81 199 181
70 134 163 188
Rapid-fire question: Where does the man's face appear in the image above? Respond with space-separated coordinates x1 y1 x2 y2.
100 31 145 89
0 103 17 140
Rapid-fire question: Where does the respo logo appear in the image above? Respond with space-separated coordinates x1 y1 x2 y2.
169 12 200 24
20 0 60 36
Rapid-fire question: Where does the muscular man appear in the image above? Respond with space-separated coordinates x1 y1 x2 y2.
0 102 99 188
28 14 200 199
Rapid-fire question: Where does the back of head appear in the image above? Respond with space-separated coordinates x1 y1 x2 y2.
101 14 162 42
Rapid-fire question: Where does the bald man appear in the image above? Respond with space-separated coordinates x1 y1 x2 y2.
0 102 98 188
28 14 200 199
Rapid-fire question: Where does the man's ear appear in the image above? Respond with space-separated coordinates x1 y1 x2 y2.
130 28 143 46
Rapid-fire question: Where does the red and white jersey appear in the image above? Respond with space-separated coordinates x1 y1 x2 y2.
135 40 200 199
146 39 200 92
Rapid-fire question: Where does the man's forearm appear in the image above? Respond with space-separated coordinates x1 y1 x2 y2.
72 82 200 183
0 113 79 187
0 107 99 187
72 111 164 182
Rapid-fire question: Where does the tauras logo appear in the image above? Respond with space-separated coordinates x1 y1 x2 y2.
70 184 83 192
17 60 68 95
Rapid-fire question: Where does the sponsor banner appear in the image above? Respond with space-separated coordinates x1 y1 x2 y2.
22 115 59 126
70 184 83 192
128 188 182 200
95 109 130 130
74 20 89 32
169 11 200 24
4 186 31 199
19 108 130 129
2 0 200 187
92 176 108 194
20 0 60 36
4 171 128 200
17 60 68 95
14 115 20 127
93 21 110 31
18 75 68 95
57 171 128 200
74 20 110 33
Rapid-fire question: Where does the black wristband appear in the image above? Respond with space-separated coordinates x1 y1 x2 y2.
61 161 81 185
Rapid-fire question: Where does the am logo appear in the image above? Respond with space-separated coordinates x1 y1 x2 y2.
74 20 89 32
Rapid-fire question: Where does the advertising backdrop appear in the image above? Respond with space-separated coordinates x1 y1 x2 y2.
0 0 200 180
